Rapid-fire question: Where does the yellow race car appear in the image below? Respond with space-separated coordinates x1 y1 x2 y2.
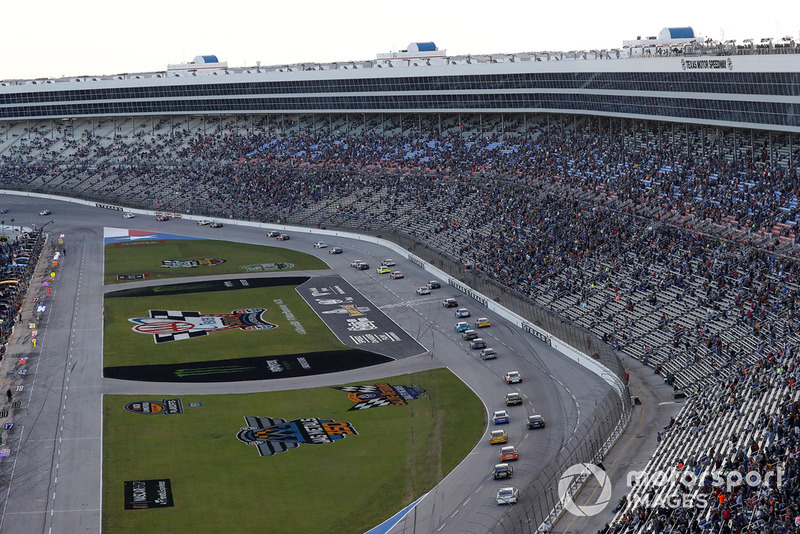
489 429 508 444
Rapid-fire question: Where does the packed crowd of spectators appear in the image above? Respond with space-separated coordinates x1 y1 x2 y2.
1 115 800 532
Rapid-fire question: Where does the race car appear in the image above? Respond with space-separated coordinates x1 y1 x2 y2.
266 231 281 237
381 259 396 266
390 271 405 279
469 338 487 349
328 247 343 254
313 242 327 248
505 371 522 384
39 209 52 216
426 280 441 289
480 348 497 360
454 321 471 333
527 415 546 429
496 487 519 505
210 222 223 228
492 410 510 424
122 212 135 219
505 392 523 406
442 298 458 308
489 429 508 444
197 220 211 225
376 266 391 274
156 216 169 222
499 446 519 461
416 287 431 295
476 317 491 328
492 463 513 480
277 234 290 240
455 308 471 318
461 329 478 340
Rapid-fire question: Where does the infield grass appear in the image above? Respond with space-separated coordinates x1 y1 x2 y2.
105 239 328 284
104 284 342 367
102 368 485 534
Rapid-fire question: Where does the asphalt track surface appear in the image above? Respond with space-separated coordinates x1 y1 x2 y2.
0 196 617 534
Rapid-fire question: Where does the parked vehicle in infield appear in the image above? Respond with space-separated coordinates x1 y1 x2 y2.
499 446 519 461
480 347 497 360
313 242 327 248
390 271 405 279
328 247 343 254
381 258 396 266
492 463 513 480
505 371 522 384
527 415 546 429
426 280 441 289
442 298 458 308
122 212 135 219
156 216 169 222
489 429 508 444
197 220 211 225
454 321 470 333
461 329 478 340
492 410 510 424
496 487 519 505
455 308 471 318
210 222 223 228
277 234 290 240
505 392 523 406
416 286 431 295
469 338 487 349
39 209 51 216
376 266 391 274
476 317 491 328
266 230 280 237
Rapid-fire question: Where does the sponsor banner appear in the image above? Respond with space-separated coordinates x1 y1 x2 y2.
298 276 426 358
104 349 392 382
106 276 310 298
96 203 124 211
124 479 174 510
160 258 225 268
129 309 277 344
236 416 357 456
124 398 184 415
116 274 148 281
448 278 488 307
408 254 424 268
681 57 732 70
522 321 552 345
242 262 295 272
154 211 182 219
334 383 429 410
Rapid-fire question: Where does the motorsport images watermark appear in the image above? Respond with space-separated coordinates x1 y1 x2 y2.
558 463 785 517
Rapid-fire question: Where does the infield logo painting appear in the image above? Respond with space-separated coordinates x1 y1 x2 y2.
124 479 174 510
160 258 225 268
334 383 429 410
124 398 184 415
236 416 357 456
129 309 277 343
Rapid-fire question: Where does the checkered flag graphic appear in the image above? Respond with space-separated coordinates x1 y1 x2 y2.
148 310 210 344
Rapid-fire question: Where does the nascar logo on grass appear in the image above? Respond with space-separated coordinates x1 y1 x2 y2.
236 416 357 456
129 308 277 343
334 383 429 410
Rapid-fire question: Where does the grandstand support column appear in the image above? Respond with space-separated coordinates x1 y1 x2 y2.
328 113 331 135
381 113 384 135
438 113 441 135
770 131 774 167
363 113 366 132
417 114 421 135
458 113 462 138
751 129 755 162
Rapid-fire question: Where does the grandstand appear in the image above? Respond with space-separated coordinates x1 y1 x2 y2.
2 28 800 533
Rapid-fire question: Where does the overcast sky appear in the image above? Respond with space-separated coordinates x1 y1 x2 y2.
3 0 799 80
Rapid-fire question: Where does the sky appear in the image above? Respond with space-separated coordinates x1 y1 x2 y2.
3 1 799 80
